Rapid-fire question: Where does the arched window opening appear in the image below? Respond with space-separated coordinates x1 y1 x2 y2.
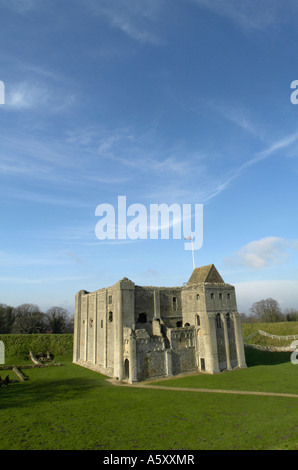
137 313 147 323
226 313 231 328
216 313 221 329
124 359 129 379
179 333 186 348
176 321 182 328
108 311 113 322
173 297 177 311
197 315 200 327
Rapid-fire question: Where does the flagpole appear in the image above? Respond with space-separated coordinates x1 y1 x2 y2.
185 236 196 271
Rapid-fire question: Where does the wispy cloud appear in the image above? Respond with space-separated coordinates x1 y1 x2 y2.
256 130 298 159
5 82 48 110
0 0 39 14
207 101 265 139
0 131 97 187
0 275 90 284
0 186 92 207
79 0 164 44
189 0 289 31
68 126 193 176
205 128 298 202
0 250 89 268
3 76 75 112
68 121 298 205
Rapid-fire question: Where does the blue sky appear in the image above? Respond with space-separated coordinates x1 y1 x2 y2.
1 0 298 315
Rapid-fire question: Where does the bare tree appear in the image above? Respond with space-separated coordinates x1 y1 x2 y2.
239 312 259 323
12 304 48 334
0 303 15 333
249 298 283 323
46 307 72 333
284 308 298 322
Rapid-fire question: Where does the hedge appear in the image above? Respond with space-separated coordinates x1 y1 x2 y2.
0 334 73 358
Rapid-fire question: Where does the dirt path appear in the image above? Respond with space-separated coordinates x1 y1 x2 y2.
107 379 298 398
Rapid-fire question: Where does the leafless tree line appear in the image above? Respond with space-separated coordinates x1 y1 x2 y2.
240 298 298 323
0 303 74 334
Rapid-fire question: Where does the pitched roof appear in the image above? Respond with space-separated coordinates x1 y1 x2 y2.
187 264 224 285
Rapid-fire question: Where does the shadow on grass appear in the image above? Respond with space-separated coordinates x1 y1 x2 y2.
245 347 291 367
0 376 105 411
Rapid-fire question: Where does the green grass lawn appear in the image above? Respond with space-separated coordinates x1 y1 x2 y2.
151 348 298 395
242 321 298 348
242 321 298 338
0 349 297 450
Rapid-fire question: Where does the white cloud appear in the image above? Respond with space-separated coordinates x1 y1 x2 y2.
224 237 298 270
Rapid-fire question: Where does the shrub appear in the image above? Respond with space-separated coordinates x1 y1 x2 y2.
0 334 73 359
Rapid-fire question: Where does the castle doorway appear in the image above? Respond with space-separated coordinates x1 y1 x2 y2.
124 359 129 379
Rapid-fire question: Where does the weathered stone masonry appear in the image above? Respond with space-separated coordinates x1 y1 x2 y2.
73 264 247 382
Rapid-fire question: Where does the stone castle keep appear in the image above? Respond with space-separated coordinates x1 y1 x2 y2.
73 265 247 382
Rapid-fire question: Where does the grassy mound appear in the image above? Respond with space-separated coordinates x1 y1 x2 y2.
242 322 298 347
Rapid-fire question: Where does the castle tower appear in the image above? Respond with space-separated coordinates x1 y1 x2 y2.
181 265 247 374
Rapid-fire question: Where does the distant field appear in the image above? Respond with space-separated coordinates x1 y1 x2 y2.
0 347 297 450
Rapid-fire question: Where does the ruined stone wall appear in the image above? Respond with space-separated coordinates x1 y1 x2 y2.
159 288 183 328
135 286 183 330
134 329 197 381
171 348 197 375
134 287 155 334
135 336 167 381
168 327 195 349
